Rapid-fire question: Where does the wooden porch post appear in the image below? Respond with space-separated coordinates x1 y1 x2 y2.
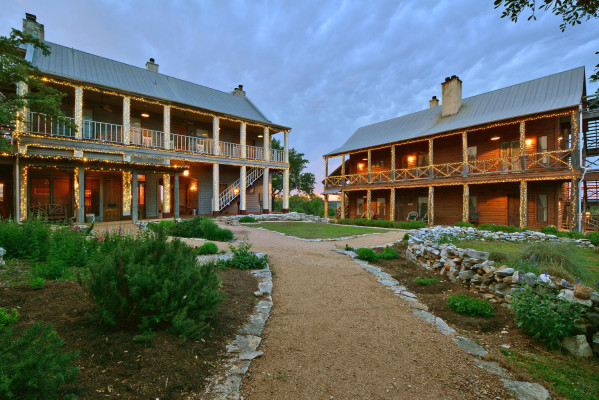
162 174 171 217
340 190 346 219
174 172 180 219
282 168 290 213
262 167 270 213
428 186 434 226
163 106 171 150
132 171 138 222
263 127 270 161
15 81 28 135
366 189 372 219
519 121 526 171
462 132 468 177
213 116 220 155
367 150 372 183
570 178 581 232
122 171 132 220
240 166 247 214
390 188 395 222
571 111 581 169
519 180 527 230
462 184 469 223
323 194 329 219
74 86 83 139
391 146 396 181
76 167 85 223
341 155 346 186
428 139 434 179
123 96 131 144
324 157 328 187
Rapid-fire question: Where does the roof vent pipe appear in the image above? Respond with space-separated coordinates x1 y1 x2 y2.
441 75 462 117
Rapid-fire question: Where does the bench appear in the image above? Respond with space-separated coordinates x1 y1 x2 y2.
29 204 67 222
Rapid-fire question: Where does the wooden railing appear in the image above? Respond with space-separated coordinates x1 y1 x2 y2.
431 162 463 179
467 157 520 174
524 149 571 170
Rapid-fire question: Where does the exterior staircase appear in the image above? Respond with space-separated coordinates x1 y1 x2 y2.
218 167 263 212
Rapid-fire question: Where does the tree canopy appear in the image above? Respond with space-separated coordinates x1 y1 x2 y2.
270 138 315 197
494 0 599 83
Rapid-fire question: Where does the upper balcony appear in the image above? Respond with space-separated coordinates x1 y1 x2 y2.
23 111 285 163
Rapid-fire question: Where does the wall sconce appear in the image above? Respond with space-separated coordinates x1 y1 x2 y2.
358 163 364 170
183 170 189 177
408 156 415 162
234 188 240 194
490 136 500 141
525 139 532 146
190 184 197 191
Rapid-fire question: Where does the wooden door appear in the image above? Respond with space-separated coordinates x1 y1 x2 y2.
103 178 122 221
507 193 519 227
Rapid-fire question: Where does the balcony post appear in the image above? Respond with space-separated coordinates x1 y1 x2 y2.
340 191 346 219
174 172 180 219
519 180 527 230
428 138 433 179
240 166 247 214
123 96 131 144
341 155 345 185
162 174 171 217
462 184 469 223
163 106 171 150
519 121 526 171
16 161 27 222
263 127 270 161
240 122 246 158
571 111 581 169
367 150 372 183
324 194 328 219
462 132 468 177
428 186 434 226
390 188 395 221
122 171 132 220
324 157 328 187
262 167 270 213
212 163 219 216
74 86 83 139
213 116 220 155
15 81 28 134
282 168 290 213
366 189 371 219
76 167 85 223
391 146 396 181
132 171 138 222
284 129 290 162
570 178 581 232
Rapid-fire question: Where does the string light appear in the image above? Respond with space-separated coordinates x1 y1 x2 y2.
366 189 371 219
390 187 395 221
462 184 469 223
19 164 27 221
74 167 80 213
75 87 83 139
428 186 434 226
123 96 131 144
163 174 170 214
122 171 132 216
519 180 527 229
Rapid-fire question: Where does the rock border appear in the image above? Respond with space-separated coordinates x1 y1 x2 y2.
201 264 273 399
252 227 392 242
334 247 552 400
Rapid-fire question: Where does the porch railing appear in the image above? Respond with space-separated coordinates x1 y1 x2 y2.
467 157 520 175
271 148 285 162
431 162 463 179
131 127 164 148
170 133 214 155
395 166 430 180
82 119 123 144
524 149 571 170
26 111 76 138
371 170 394 183
218 141 243 158
246 144 265 160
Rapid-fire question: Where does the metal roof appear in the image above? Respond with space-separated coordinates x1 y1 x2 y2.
30 41 280 126
326 67 585 156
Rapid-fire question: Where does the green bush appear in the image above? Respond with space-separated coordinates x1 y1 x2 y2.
0 219 52 261
356 248 378 262
40 227 99 280
84 233 225 339
200 218 234 241
29 276 45 290
454 222 474 228
403 232 410 241
168 217 234 241
0 322 79 399
540 225 558 235
379 246 399 259
488 250 509 263
147 220 175 235
197 242 219 255
414 277 439 285
512 285 584 349
477 224 521 233
336 218 425 229
239 216 257 223
585 231 599 246
446 294 495 317
227 240 268 270
0 307 18 327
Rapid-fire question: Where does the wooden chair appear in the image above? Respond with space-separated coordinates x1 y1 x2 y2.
29 204 67 222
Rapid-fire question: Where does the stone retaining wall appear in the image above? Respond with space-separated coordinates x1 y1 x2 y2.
218 212 330 225
406 226 599 357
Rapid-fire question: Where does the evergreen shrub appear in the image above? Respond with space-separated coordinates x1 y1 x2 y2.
356 248 378 262
446 294 495 317
226 240 268 270
197 242 219 255
239 216 256 223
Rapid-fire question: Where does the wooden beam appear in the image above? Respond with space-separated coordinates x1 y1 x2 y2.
462 132 468 177
519 121 526 171
324 157 328 187
340 190 346 219
428 186 434 226
390 188 395 221
462 184 469 222
391 146 396 181
571 111 581 169
367 150 372 183
519 180 527 230
324 194 328 219
428 138 434 179
366 189 371 219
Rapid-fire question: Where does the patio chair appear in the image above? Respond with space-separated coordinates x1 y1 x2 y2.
406 211 418 221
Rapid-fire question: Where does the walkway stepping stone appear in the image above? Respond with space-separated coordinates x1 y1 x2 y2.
473 360 511 379
435 317 456 336
501 379 551 400
452 336 488 357
413 310 435 325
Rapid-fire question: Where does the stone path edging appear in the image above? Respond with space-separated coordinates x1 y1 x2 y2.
253 227 390 242
202 264 273 400
333 247 552 400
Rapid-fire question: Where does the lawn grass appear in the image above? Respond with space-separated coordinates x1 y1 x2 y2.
252 222 388 239
502 349 599 400
452 239 599 286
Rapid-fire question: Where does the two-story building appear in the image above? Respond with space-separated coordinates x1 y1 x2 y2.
323 68 599 231
2 14 291 223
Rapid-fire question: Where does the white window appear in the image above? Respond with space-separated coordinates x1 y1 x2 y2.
537 194 548 223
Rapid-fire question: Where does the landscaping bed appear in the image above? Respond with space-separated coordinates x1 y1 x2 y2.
252 221 388 239
0 268 257 399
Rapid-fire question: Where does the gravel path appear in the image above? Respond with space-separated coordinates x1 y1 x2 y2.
210 225 514 400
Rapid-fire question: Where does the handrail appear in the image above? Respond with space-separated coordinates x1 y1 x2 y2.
246 144 265 160
431 162 463 179
219 142 244 158
218 167 263 211
394 166 430 180
170 133 214 155
371 169 394 183
82 119 123 144
131 127 164 148
271 148 285 162
467 157 520 174
26 111 76 138
524 149 571 170
583 94 599 111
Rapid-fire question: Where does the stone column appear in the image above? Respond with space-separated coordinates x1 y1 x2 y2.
212 163 219 216
240 122 247 158
366 189 372 219
163 105 171 150
240 166 247 214
428 186 434 226
282 168 290 213
367 150 372 183
519 180 527 230
262 167 270 213
162 174 171 217
390 188 395 221
519 121 526 171
75 86 83 139
263 127 270 161
76 167 85 223
462 184 469 223
122 171 132 220
462 132 468 177
213 116 220 155
174 172 180 219
123 96 131 144
132 171 138 222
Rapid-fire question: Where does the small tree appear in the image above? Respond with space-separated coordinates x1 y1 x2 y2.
271 138 315 210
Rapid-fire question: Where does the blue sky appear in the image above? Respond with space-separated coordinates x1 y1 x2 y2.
3 0 598 192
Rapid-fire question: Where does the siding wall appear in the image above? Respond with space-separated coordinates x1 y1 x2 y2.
145 173 159 218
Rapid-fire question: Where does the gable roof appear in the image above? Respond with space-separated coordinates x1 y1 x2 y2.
326 67 585 156
30 41 284 127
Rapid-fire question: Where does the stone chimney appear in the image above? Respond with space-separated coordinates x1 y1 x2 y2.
441 75 462 117
145 58 159 73
429 95 439 108
22 13 44 41
231 84 246 97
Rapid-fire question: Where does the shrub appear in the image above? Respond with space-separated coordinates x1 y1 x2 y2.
512 285 584 349
414 277 439 285
454 222 474 228
197 242 219 255
379 246 399 259
84 233 225 339
540 225 558 235
200 218 234 241
29 276 45 290
403 232 410 241
356 248 378 262
227 240 268 270
42 227 98 280
239 216 256 223
336 218 426 229
585 231 599 246
0 219 52 261
148 220 175 235
0 307 18 327
477 224 520 233
168 217 234 241
344 244 354 251
488 250 509 263
0 322 79 399
446 294 495 317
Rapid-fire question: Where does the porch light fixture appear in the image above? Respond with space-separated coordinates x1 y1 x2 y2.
257 134 264 138
234 188 240 194
141 113 150 118
183 170 189 177
490 136 500 141
525 139 532 146
408 156 415 162
358 163 364 170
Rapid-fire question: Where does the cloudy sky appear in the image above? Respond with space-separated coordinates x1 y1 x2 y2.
3 0 598 192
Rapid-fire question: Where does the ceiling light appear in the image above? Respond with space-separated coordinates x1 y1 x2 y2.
358 163 364 169
362 157 368 161
490 136 500 141
258 134 264 138
141 113 150 118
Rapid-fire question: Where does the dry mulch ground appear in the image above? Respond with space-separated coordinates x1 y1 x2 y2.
0 268 257 400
